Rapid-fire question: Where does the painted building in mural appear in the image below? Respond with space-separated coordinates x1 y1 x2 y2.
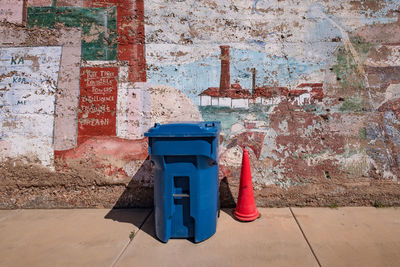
1 0 400 208
199 46 252 109
198 46 324 108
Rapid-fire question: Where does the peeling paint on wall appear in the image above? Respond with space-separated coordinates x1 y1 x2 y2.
1 0 400 209
0 46 62 166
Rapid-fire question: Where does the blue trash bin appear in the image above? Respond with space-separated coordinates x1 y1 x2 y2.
145 121 221 243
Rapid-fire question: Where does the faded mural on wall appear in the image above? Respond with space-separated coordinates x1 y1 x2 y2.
145 0 400 187
1 0 400 208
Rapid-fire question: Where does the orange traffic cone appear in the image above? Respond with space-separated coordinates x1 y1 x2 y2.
234 148 260 222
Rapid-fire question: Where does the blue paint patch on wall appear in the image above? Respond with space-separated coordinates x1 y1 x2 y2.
305 19 342 42
359 0 400 25
147 49 323 104
384 111 400 145
248 40 266 47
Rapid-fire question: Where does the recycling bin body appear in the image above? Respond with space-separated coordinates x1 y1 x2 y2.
145 122 220 243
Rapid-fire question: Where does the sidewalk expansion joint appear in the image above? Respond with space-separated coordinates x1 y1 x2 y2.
111 209 154 267
289 207 322 267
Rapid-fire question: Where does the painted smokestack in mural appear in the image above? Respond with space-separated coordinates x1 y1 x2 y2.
219 45 230 95
251 68 256 92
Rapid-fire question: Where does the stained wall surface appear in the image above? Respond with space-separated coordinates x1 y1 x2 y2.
1 0 400 208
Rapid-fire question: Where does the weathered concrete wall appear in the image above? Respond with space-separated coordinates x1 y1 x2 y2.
1 0 400 208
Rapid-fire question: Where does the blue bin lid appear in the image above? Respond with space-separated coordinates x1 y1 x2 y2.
145 121 221 137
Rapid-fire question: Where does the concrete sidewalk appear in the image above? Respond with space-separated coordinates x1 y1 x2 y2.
0 208 399 267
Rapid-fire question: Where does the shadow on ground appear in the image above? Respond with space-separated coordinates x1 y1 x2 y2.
104 161 236 242
219 177 236 208
104 159 154 238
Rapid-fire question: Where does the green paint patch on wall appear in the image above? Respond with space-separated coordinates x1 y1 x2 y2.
339 96 365 112
332 36 371 91
27 6 117 61
359 127 367 139
199 104 271 138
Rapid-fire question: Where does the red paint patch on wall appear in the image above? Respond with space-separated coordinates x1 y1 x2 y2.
310 87 324 101
77 67 118 145
288 89 308 97
22 0 27 24
253 86 289 98
55 136 148 161
244 122 256 130
55 136 148 178
229 131 266 159
379 98 400 116
85 0 146 82
269 101 346 179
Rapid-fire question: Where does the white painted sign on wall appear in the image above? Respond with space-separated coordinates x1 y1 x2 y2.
0 46 62 166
